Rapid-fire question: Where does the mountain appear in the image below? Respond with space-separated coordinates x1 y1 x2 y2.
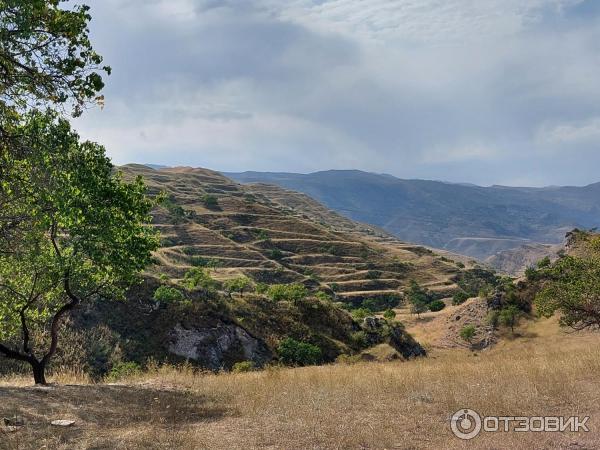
34 164 477 377
225 170 600 261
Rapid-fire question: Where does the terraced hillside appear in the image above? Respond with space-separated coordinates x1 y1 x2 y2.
122 165 466 306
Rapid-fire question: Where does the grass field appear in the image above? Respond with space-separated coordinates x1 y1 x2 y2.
1 317 598 449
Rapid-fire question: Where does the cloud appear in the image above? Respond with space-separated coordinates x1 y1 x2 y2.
75 0 600 186
537 117 600 145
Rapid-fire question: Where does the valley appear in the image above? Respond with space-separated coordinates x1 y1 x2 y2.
227 170 600 269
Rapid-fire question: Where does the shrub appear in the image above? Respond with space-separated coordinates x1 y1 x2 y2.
486 310 500 329
383 309 396 320
456 262 465 269
537 256 552 269
183 268 218 291
351 308 372 320
267 283 308 302
428 300 446 312
190 256 216 268
224 276 252 297
106 361 141 381
452 291 470 305
153 286 185 303
459 325 476 345
366 270 382 280
268 248 284 260
255 282 269 295
202 194 219 209
350 331 368 347
277 338 322 366
315 291 332 302
232 361 256 373
362 294 401 312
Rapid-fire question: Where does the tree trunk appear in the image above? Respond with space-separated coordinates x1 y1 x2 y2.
31 360 47 385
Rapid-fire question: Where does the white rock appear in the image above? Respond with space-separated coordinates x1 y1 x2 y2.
51 420 75 427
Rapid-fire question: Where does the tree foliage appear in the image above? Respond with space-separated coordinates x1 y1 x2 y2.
0 113 158 383
0 0 110 117
535 256 600 330
277 338 322 366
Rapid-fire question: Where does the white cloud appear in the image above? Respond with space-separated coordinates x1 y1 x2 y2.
537 117 600 145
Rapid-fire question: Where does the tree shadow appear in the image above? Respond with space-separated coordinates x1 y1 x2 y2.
0 384 229 446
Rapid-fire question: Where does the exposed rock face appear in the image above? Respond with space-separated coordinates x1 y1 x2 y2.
362 317 426 359
168 323 271 370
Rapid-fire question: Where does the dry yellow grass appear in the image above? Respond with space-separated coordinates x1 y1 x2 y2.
1 317 599 449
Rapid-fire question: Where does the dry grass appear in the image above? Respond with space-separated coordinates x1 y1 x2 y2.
2 317 600 449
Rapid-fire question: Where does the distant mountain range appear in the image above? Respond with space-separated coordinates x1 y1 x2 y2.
225 170 600 262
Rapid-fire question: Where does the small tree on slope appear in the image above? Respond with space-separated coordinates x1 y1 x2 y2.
0 113 158 384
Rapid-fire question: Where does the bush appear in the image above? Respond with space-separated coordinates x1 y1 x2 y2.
255 282 269 295
224 276 252 296
232 361 256 373
106 361 141 381
350 331 368 347
351 308 372 320
183 268 217 291
456 261 465 269
452 291 470 305
428 300 446 312
315 291 332 302
383 309 396 320
202 194 219 209
486 310 500 329
277 338 322 366
268 248 284 260
537 256 551 269
459 325 476 344
362 294 402 312
267 283 308 302
153 285 185 303
366 270 382 280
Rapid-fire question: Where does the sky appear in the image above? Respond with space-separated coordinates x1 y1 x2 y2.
74 0 600 187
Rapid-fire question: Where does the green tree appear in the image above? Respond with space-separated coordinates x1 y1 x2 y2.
428 300 446 312
452 291 470 305
224 276 251 298
407 281 429 318
0 0 110 117
183 268 217 292
0 113 158 384
499 305 521 333
535 256 600 330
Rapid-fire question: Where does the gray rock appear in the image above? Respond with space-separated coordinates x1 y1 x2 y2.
168 322 271 370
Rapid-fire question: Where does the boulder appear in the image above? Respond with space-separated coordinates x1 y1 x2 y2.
168 322 271 370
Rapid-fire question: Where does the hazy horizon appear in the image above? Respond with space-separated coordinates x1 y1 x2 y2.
132 162 599 189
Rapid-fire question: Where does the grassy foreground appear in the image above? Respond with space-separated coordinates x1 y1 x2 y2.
1 318 599 449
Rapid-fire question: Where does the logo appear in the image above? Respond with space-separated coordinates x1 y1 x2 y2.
450 409 590 440
451 409 482 440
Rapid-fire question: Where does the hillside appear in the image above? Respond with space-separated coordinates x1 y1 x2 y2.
226 170 600 263
129 165 465 301
24 164 473 376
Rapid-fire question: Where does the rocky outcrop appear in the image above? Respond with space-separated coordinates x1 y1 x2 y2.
168 323 271 370
361 317 426 359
